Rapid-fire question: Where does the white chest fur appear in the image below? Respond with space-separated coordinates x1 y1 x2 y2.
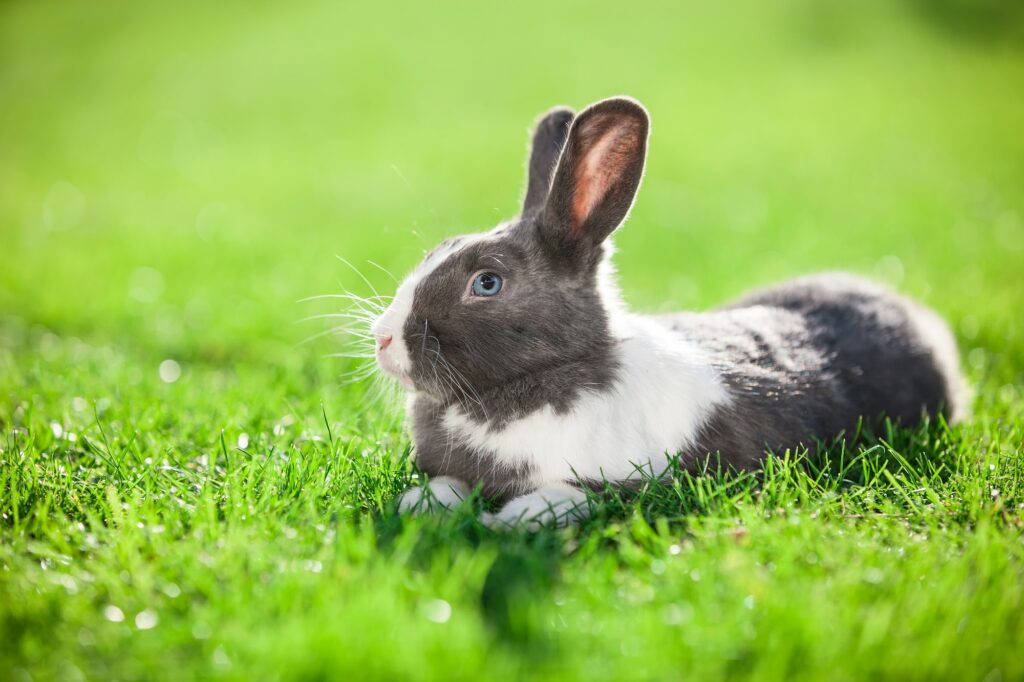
441 315 731 486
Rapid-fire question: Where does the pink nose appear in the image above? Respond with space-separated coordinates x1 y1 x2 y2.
377 335 393 352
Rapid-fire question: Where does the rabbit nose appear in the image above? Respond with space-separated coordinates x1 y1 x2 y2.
377 334 393 352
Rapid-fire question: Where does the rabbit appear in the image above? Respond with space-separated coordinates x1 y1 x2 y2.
369 96 968 530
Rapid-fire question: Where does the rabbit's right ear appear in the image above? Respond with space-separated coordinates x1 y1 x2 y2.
522 106 575 215
538 97 649 268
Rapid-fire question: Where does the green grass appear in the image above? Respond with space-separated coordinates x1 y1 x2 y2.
2 1 1024 679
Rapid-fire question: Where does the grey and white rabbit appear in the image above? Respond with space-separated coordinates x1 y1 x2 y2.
370 96 968 529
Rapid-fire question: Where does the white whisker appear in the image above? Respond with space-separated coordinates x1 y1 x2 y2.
297 293 392 304
326 351 377 359
297 312 379 325
366 259 399 284
336 255 383 301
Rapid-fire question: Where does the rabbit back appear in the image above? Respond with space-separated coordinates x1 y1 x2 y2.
657 272 968 467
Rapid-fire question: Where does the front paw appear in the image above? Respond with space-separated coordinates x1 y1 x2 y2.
481 486 590 531
398 476 471 514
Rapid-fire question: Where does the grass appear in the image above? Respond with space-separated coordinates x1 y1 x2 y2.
2 0 1023 679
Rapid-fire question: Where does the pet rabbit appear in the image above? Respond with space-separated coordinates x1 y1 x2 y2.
370 97 968 529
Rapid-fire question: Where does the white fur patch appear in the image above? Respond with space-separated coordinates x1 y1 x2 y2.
595 239 632 338
443 313 730 487
481 485 590 531
398 476 470 514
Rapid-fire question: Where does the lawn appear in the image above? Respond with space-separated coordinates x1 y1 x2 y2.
2 1 1023 680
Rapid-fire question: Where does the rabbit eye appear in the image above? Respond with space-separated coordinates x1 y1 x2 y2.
470 272 503 297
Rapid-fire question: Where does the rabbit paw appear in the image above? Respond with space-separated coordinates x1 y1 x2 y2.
481 486 590 531
398 476 470 514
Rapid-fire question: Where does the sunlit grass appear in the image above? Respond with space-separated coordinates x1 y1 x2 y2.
2 0 1023 679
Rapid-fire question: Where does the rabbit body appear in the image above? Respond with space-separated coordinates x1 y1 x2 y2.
369 98 967 528
407 272 965 504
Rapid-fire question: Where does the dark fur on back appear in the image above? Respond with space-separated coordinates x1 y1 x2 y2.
662 273 968 468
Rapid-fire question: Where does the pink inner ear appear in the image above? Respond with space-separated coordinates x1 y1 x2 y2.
571 114 643 236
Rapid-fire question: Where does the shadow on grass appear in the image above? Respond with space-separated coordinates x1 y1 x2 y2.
370 415 966 653
372 507 566 651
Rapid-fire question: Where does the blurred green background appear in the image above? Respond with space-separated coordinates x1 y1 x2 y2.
2 0 1022 363
2 0 1024 679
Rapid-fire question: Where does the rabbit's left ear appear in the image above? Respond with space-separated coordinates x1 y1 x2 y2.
539 97 649 266
522 106 575 215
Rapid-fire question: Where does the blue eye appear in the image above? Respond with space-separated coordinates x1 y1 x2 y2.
471 272 503 297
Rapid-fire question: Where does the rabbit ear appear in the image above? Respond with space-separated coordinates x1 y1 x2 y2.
522 106 575 215
540 97 649 265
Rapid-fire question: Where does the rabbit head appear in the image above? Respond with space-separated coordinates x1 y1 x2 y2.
371 97 649 408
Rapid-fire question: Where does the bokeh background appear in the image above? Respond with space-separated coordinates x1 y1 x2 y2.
2 0 1022 367
2 0 1024 679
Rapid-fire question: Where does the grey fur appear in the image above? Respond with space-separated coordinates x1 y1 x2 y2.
402 227 619 421
522 106 574 215
409 397 536 500
660 273 968 470
394 97 967 502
